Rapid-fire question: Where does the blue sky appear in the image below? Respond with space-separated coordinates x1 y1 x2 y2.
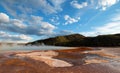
0 0 120 43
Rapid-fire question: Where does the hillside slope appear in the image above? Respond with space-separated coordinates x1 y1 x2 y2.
26 34 120 47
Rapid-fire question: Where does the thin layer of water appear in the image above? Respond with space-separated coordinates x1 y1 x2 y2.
0 45 71 53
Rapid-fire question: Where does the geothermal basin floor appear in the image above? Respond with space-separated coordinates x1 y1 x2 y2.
0 47 120 73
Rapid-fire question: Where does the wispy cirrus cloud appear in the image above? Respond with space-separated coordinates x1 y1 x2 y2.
0 0 66 16
81 22 120 36
80 12 120 36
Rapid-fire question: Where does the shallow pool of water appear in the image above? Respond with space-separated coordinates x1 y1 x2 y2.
0 45 70 53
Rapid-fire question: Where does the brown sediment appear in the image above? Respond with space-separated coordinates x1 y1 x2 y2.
0 58 38 73
52 47 93 65
1 58 31 66
0 47 120 73
0 55 5 59
0 57 119 73
54 47 93 53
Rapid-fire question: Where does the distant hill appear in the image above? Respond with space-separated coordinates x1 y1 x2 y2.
26 33 120 47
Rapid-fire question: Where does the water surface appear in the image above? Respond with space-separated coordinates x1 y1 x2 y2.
0 45 70 53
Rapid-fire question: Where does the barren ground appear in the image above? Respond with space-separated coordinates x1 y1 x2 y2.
0 47 120 73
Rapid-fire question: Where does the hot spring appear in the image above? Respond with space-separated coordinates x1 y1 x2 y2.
0 44 70 53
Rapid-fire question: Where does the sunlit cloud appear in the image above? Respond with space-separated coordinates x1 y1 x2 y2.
71 0 88 9
64 15 80 25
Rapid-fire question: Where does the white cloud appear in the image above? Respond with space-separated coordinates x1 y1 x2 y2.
39 22 56 35
36 0 57 14
80 32 97 37
111 14 120 21
29 15 43 25
41 22 55 30
80 13 120 36
0 0 66 15
0 12 9 23
64 15 80 25
0 31 32 43
29 15 56 35
52 30 74 37
11 19 27 28
71 0 88 9
0 31 6 36
92 0 119 11
0 13 56 36
0 1 18 17
81 22 120 36
31 15 43 21
49 0 66 11
70 0 119 11
19 34 32 41
95 22 120 34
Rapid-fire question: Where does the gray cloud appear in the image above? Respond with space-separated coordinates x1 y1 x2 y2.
0 13 56 36
0 31 32 42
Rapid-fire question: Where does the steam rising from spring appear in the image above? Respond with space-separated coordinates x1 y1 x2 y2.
0 43 69 53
